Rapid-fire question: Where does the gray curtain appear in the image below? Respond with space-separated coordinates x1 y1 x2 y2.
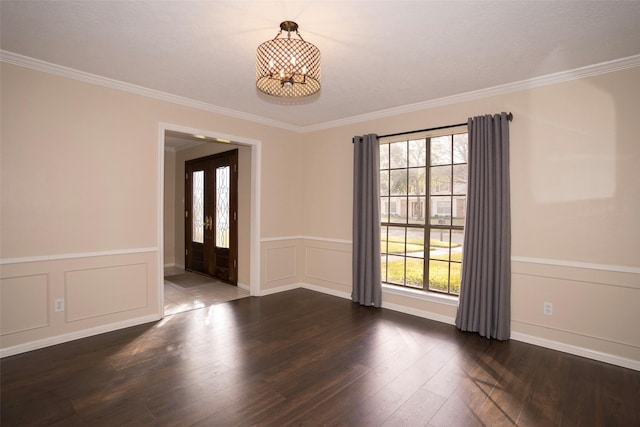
352 134 382 307
455 113 511 340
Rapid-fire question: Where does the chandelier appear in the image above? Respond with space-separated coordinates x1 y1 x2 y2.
256 21 321 97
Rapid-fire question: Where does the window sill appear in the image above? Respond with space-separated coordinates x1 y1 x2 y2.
382 284 459 307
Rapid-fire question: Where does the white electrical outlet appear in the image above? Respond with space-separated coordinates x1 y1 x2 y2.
543 301 552 316
54 298 65 312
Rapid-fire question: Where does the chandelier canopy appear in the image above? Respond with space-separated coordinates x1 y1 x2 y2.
256 21 321 98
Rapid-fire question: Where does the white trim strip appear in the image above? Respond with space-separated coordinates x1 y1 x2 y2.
302 283 351 300
4 50 637 134
382 300 457 326
510 331 640 372
261 236 352 244
303 54 640 132
0 50 303 133
382 284 459 307
0 314 159 358
512 256 640 274
258 283 301 297
302 236 352 245
0 247 158 265
260 236 303 243
512 319 640 350
260 237 639 276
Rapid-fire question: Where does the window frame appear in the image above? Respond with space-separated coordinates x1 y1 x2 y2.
380 125 468 297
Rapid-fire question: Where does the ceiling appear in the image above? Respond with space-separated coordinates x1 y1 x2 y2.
2 1 640 132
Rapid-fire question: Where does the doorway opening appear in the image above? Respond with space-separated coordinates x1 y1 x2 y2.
158 124 261 317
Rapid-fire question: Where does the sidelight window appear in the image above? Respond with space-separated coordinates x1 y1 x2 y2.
192 170 205 244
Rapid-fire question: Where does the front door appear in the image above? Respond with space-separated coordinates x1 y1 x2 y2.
185 149 238 284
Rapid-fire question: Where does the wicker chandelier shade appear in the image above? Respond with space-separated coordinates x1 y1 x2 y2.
256 21 321 98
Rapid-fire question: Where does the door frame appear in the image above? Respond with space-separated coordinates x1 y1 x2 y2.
157 123 262 316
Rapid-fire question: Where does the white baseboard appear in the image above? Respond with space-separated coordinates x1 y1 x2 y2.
258 283 301 296
258 282 352 299
0 314 160 358
265 281 456 325
510 331 640 371
237 282 250 291
381 301 457 326
9 282 634 371
300 283 351 300
164 263 185 270
265 282 639 372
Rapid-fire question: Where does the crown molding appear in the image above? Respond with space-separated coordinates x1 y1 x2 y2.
302 54 640 133
2 50 639 134
0 50 305 133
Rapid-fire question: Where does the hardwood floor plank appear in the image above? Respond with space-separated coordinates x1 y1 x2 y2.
347 341 458 425
514 347 570 426
381 388 446 427
257 362 371 426
1 388 77 427
427 396 486 427
421 333 491 400
2 289 639 427
560 358 639 427
472 341 542 426
600 361 640 426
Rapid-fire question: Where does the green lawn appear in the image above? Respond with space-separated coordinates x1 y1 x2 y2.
382 251 462 294
382 235 460 254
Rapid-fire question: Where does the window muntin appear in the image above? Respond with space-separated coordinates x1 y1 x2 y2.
380 129 467 296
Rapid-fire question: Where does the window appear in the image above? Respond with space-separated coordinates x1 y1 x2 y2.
380 129 468 296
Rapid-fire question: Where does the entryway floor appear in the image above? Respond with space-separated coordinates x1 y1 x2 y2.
163 267 250 316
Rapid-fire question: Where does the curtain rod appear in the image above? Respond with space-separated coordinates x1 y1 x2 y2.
377 112 513 139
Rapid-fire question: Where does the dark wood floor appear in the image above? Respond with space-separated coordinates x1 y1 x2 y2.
1 289 639 426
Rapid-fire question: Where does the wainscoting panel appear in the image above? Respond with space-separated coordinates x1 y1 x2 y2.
264 246 297 282
305 246 350 286
0 274 49 335
65 263 148 322
511 259 640 366
302 239 351 296
261 239 301 293
0 249 159 357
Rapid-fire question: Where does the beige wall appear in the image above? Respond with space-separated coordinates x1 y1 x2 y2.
1 60 639 368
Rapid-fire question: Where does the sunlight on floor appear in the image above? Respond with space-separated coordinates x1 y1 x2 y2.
163 267 249 316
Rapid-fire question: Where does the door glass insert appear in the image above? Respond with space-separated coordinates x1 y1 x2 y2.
216 166 230 248
192 170 204 243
